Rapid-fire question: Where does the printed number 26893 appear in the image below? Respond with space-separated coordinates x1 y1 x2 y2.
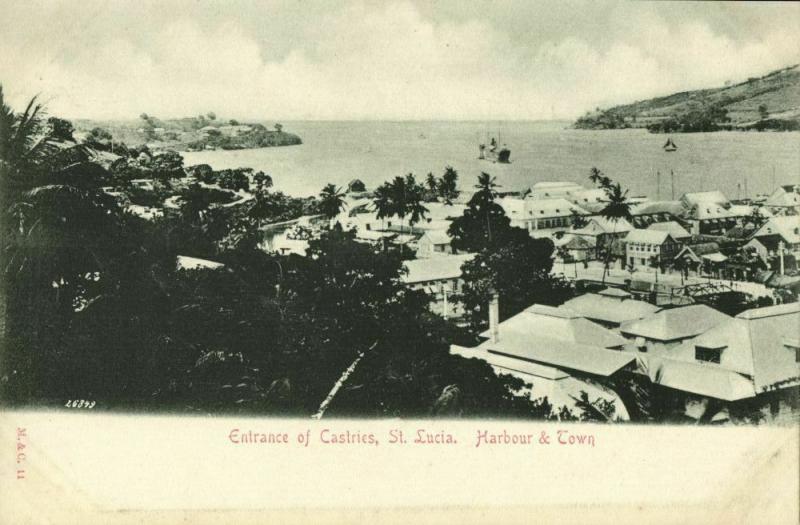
64 400 96 409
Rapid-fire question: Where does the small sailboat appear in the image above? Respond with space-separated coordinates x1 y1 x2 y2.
663 137 677 152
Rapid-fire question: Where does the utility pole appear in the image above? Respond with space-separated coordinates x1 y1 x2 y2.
442 283 449 319
779 240 786 275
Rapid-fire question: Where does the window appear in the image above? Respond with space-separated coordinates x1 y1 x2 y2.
695 346 723 364
365 224 371 231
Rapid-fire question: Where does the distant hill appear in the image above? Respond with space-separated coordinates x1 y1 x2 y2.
574 64 800 133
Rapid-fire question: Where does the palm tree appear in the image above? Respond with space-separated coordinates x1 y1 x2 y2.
389 175 409 234
406 175 429 233
372 183 393 231
590 168 632 284
319 183 346 226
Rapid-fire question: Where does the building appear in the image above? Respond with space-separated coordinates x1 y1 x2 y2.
416 230 456 258
673 242 726 276
628 201 684 228
450 301 634 419
554 234 594 262
647 221 691 243
500 197 588 232
573 216 634 257
401 254 474 318
561 288 661 329
645 303 800 421
527 181 584 200
751 216 800 260
763 184 800 216
618 304 731 355
624 229 680 269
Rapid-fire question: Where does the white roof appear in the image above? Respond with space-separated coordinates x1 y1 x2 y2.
658 303 800 398
701 253 728 263
401 253 474 284
176 255 225 270
624 229 675 245
753 216 800 244
647 221 691 239
501 198 588 219
420 230 452 245
765 185 800 207
574 216 634 236
620 305 731 342
681 191 729 207
532 181 584 190
562 293 661 325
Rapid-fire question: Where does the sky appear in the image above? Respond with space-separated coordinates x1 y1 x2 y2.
1 0 798 120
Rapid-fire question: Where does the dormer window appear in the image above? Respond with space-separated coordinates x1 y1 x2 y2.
695 345 725 364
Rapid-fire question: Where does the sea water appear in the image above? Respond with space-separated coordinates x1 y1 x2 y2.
181 121 800 199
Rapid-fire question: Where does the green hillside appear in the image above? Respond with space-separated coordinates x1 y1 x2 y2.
575 64 800 133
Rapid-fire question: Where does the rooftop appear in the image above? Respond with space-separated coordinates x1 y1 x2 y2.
625 229 675 245
753 216 800 244
647 221 691 239
574 216 634 236
620 305 731 342
562 293 661 326
401 253 474 284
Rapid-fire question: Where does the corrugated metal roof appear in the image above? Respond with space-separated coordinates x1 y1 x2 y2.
625 229 675 245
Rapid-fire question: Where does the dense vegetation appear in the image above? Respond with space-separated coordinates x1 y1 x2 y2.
574 63 800 133
1 89 575 419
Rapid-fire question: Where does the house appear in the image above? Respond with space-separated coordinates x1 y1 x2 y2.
527 181 584 200
677 191 751 235
647 221 691 243
554 234 593 262
618 304 731 355
500 197 588 232
673 242 725 276
624 229 680 270
450 301 634 419
401 253 474 318
645 303 800 421
763 184 800 216
573 216 634 257
416 230 456 258
628 201 684 228
751 216 800 260
561 288 661 329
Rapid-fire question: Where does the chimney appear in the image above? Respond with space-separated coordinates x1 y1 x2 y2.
489 294 500 343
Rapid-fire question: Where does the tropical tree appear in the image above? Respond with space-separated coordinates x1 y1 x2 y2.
439 165 459 204
389 175 409 234
589 167 632 284
426 172 438 195
448 172 509 252
319 183 346 224
372 183 393 231
404 173 428 233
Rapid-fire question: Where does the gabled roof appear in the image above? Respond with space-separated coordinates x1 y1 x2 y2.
684 203 735 221
665 303 800 396
479 303 627 349
620 305 731 342
753 216 800 244
419 230 452 245
574 216 634 236
647 221 691 239
629 200 684 217
401 253 474 284
555 234 593 250
765 185 800 207
624 229 676 245
675 242 721 261
562 293 661 325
